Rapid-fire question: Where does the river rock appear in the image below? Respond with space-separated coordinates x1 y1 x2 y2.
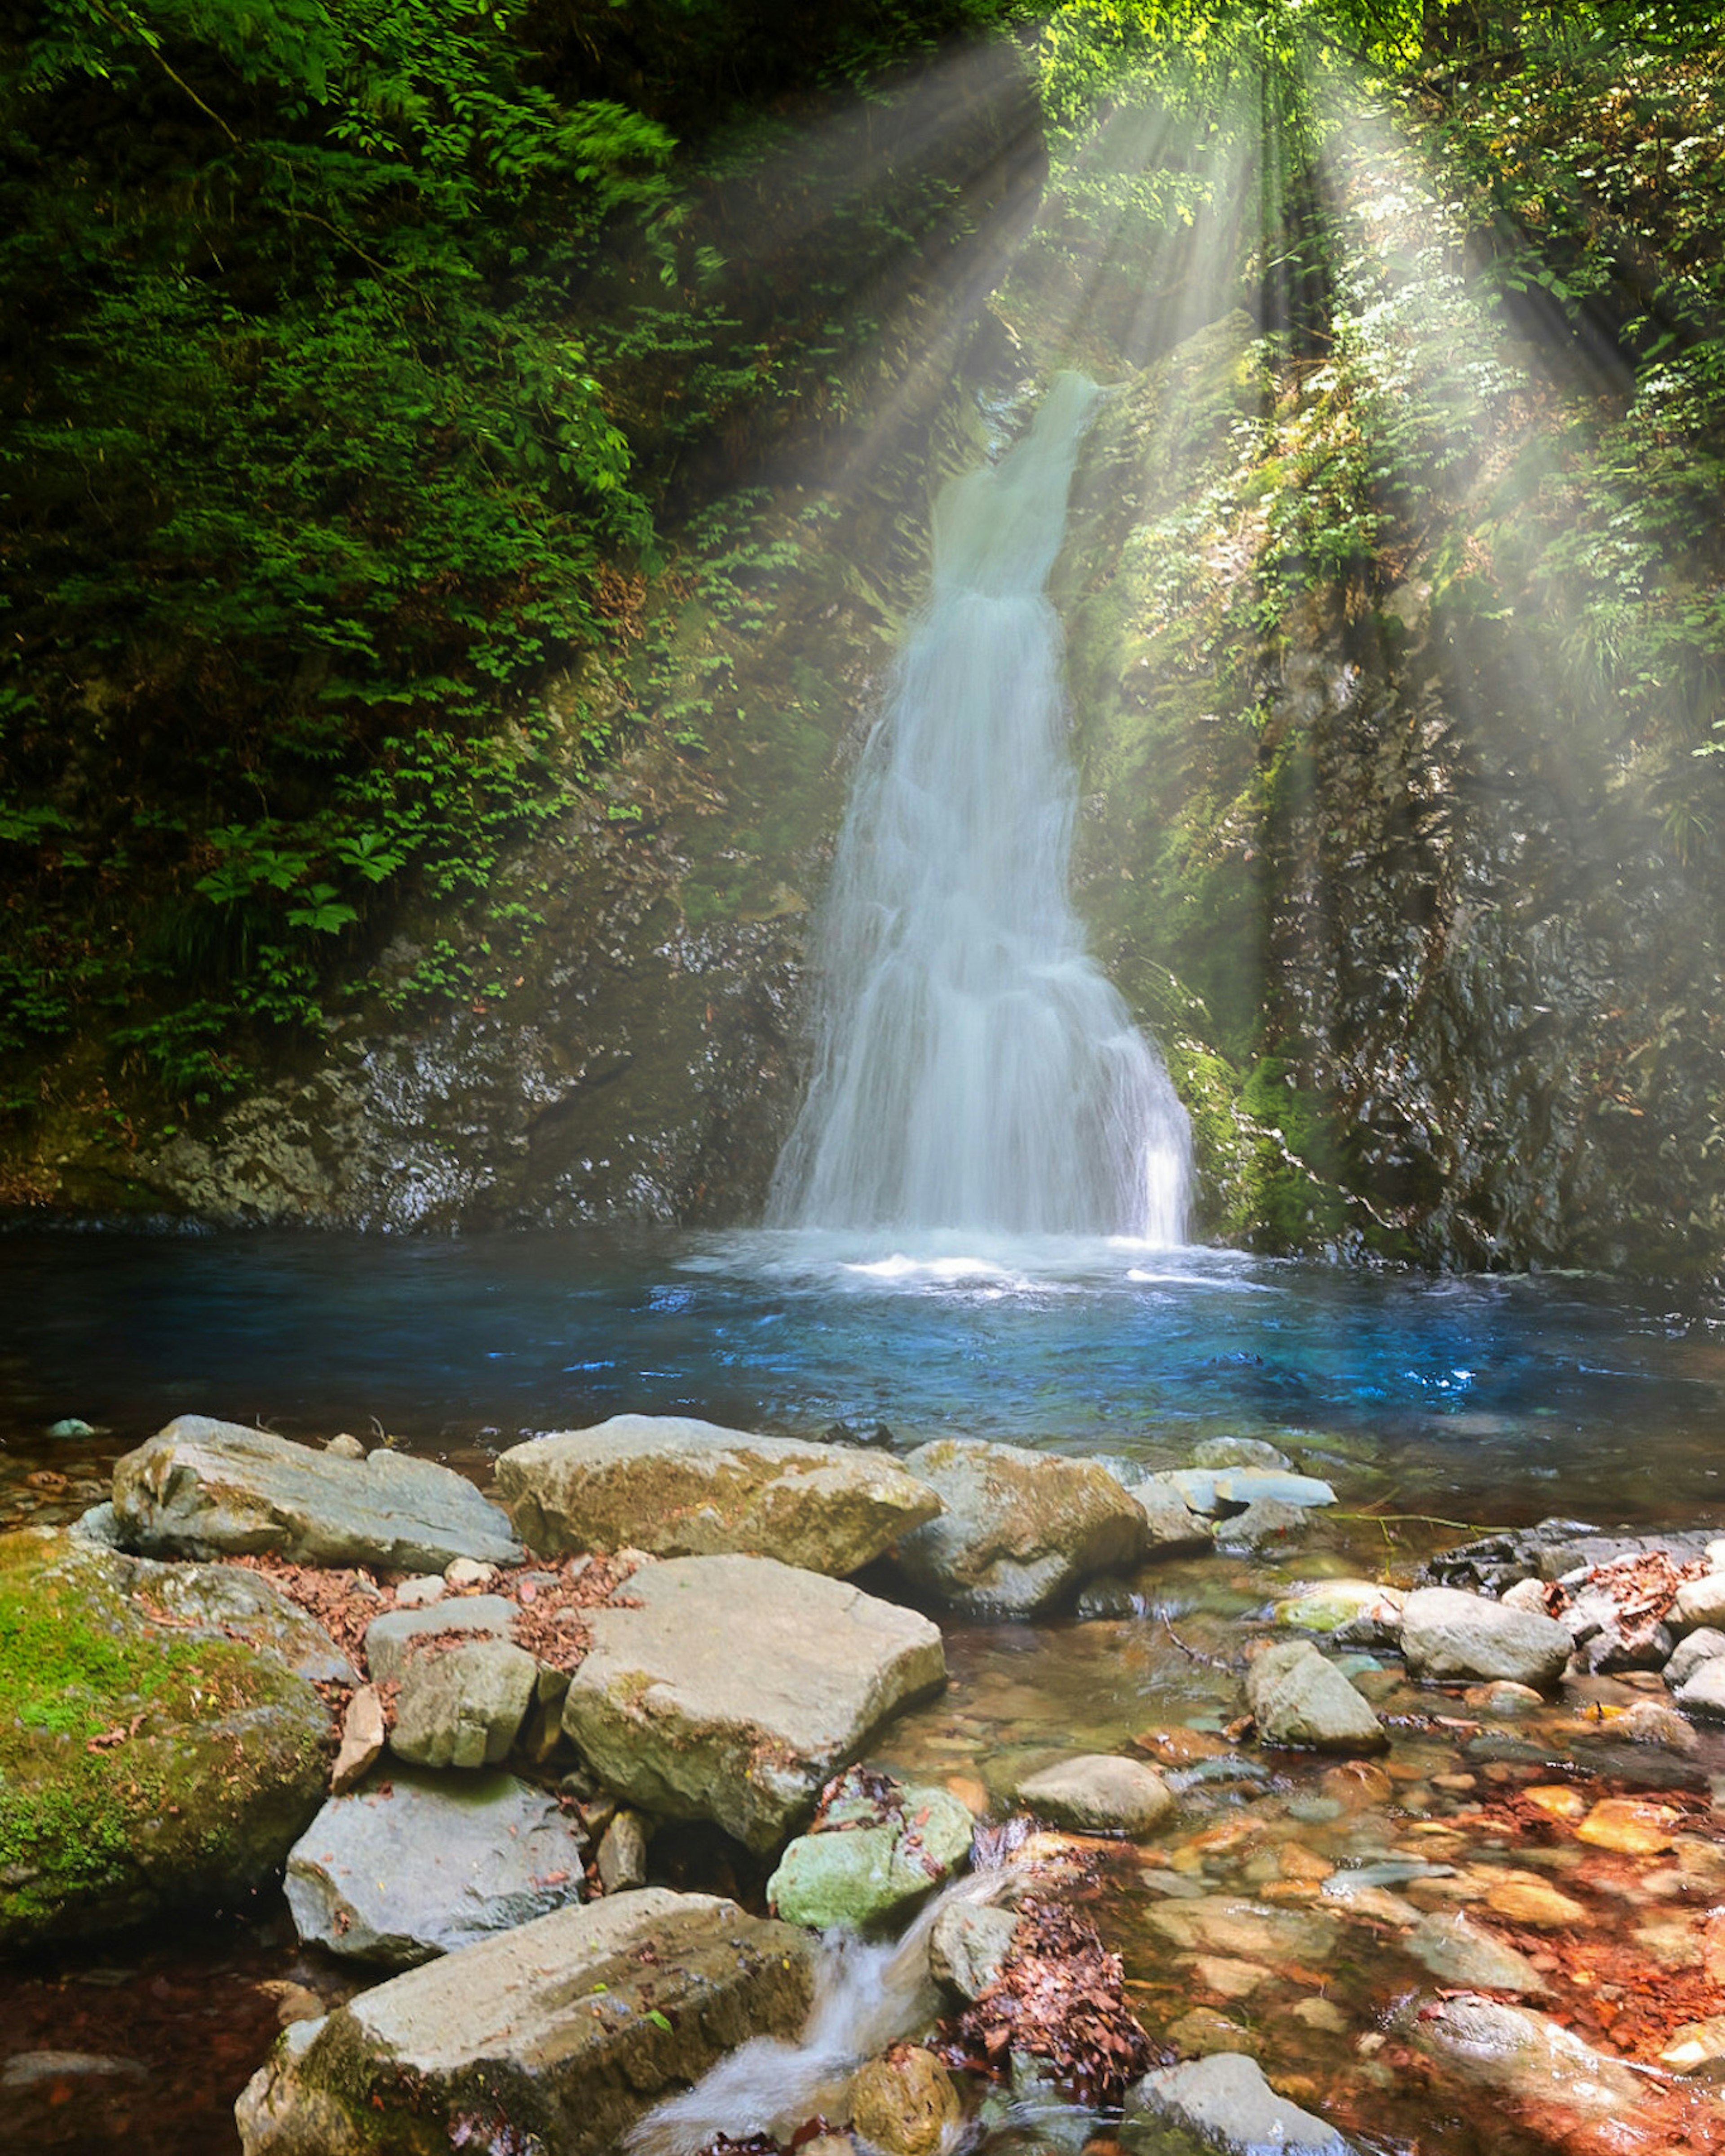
1247 1640 1388 1754
284 1767 587 1964
767 1773 973 1930
1673 1571 1725 1631
363 1594 519 1681
1014 1754 1175 1834
1274 1581 1406 1647
561 1555 946 1851
1405 1992 1647 2118
1129 2052 1354 2153
1399 1586 1571 1688
235 1889 814 2156
1124 1475 1213 1551
0 1527 338 1948
1215 1496 1313 1549
112 1416 521 1570
1666 1626 1725 1689
1162 1467 1337 1514
494 1414 942 1574
1676 1658 1725 1718
845 2047 962 2156
892 1439 1147 1616
1403 1913 1548 1994
390 1635 539 1769
929 1899 1020 2000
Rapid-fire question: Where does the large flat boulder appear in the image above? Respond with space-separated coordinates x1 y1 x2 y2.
0 1528 338 1947
892 1439 1148 1617
1399 1586 1571 1689
236 1889 814 2156
284 1767 588 1965
112 1416 522 1570
562 1555 947 1852
496 1414 942 1575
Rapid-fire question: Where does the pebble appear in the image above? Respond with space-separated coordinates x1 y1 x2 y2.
392 1573 447 1609
1575 1797 1680 1854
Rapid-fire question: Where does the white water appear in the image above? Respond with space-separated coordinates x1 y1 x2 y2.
768 371 1192 1242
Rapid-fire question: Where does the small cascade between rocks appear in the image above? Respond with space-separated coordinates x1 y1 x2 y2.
767 372 1192 1242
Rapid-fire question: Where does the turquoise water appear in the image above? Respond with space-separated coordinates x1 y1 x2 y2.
6 1228 1724 1527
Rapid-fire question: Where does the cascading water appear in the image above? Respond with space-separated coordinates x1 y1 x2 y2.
768 371 1192 1242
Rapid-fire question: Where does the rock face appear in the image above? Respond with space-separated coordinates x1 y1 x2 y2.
766 1772 974 1930
112 1417 522 1570
1399 1586 1572 1689
495 1415 942 1574
363 1594 519 1680
1247 1642 1389 1755
0 1528 337 1947
893 1439 1148 1617
1130 2052 1354 2154
284 1768 588 1964
1014 1754 1175 1834
389 1636 540 1770
562 1555 947 1851
236 1889 815 2156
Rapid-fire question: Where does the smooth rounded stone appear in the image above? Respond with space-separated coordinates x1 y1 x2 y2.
1215 1496 1313 1550
1402 1913 1548 1995
1274 1581 1405 1645
768 1780 974 1930
1676 1657 1725 1720
1013 1754 1174 1835
1667 1627 1725 1690
2 2050 148 2090
929 1899 1020 2000
1500 1578 1549 1614
845 2045 961 2156
236 1889 814 2156
1399 1587 1571 1689
1124 1477 1213 1553
494 1414 942 1575
444 1557 495 1588
561 1555 946 1852
113 1416 522 1570
0 1528 338 1948
1405 1992 1647 2119
1164 2010 1261 2059
390 1635 539 1770
363 1594 519 1682
284 1767 587 1965
892 1439 1148 1617
1247 1641 1388 1755
1129 2052 1354 2153
1674 1573 1725 1632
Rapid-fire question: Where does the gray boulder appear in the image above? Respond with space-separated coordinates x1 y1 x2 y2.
284 1768 587 1964
235 1889 814 2156
390 1635 539 1769
113 1417 521 1570
494 1414 942 1574
1014 1754 1175 1834
562 1555 946 1852
893 1439 1147 1617
1675 1657 1725 1718
1247 1641 1388 1755
1666 1626 1725 1689
1129 2052 1354 2153
1124 1475 1212 1553
1399 1586 1571 1689
363 1594 518 1682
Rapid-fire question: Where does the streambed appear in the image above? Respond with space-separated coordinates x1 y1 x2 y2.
5 1229 1725 2152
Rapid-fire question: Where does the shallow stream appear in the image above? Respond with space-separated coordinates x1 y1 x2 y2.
6 1228 1725 2153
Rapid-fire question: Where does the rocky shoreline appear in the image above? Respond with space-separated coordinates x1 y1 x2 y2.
6 1415 1725 2153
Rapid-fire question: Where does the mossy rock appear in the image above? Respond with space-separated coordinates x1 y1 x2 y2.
0 1527 339 1946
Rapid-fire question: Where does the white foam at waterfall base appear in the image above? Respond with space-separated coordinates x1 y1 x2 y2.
768 371 1192 1243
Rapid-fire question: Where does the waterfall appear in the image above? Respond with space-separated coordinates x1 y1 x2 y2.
768 371 1192 1242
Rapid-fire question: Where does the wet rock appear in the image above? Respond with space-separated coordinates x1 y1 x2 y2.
1123 1476 1212 1553
1667 1626 1725 1689
845 2045 962 2156
1274 1581 1405 1646
1129 2052 1354 2153
1575 1795 1679 1853
596 1808 650 1894
2 2050 148 2090
1163 2009 1261 2058
1143 1897 1337 1965
390 1635 538 1770
1478 1873 1586 1930
284 1767 587 1964
0 1528 337 1948
112 1416 522 1570
1398 1586 1571 1689
236 1889 814 2156
363 1594 518 1682
1402 1913 1548 1995
561 1555 946 1852
1247 1641 1388 1755
1585 1698 1699 1753
495 1414 942 1575
1661 2017 1725 2072
1014 1754 1175 1835
930 1900 1020 2000
893 1439 1148 1617
1405 1992 1646 2119
1162 1468 1336 1514
1214 1496 1311 1549
768 1772 973 1930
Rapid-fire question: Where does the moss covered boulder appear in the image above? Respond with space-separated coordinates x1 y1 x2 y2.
0 1527 340 1946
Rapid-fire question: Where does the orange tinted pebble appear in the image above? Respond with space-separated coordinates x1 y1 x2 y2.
1576 1797 1680 1855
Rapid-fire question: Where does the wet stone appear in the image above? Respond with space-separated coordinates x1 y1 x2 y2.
1014 1755 1174 1836
1130 2053 1354 2154
1403 1913 1548 1995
